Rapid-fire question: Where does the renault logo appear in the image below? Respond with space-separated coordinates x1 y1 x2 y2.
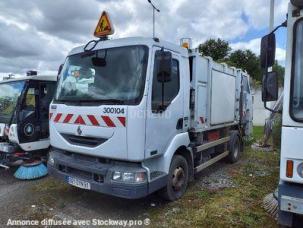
77 126 83 136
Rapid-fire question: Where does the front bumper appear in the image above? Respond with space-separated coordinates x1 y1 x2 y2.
278 181 303 226
48 149 167 199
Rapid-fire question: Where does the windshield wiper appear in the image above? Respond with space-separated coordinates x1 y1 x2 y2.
55 99 126 105
96 99 125 104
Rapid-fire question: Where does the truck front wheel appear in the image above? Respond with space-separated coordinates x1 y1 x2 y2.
160 155 189 201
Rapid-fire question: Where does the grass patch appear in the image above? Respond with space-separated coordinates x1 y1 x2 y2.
148 126 279 227
253 126 264 140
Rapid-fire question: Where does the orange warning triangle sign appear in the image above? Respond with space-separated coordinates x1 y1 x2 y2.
94 11 114 38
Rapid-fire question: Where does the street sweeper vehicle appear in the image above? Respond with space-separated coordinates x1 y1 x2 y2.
48 12 253 200
261 0 303 226
0 71 57 180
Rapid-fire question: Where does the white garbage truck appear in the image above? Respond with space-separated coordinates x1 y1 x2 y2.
261 0 303 226
48 12 253 200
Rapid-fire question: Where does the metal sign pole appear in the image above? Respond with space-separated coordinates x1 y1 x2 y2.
147 0 160 38
270 0 275 32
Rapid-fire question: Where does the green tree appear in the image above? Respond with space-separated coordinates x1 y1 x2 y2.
227 49 262 82
198 38 231 61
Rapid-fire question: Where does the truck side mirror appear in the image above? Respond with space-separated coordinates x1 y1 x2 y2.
155 50 172 83
260 33 276 69
262 71 278 102
291 0 303 8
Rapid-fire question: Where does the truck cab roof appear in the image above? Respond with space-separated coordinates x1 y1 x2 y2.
68 37 189 57
0 75 57 84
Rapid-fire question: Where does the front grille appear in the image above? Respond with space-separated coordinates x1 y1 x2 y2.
73 153 98 162
61 134 107 147
58 164 104 183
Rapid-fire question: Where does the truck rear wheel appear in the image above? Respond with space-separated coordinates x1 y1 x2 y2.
160 155 189 201
227 132 241 163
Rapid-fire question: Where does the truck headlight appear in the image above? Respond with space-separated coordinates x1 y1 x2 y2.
112 171 122 181
112 171 146 183
297 163 303 178
48 153 55 166
123 172 135 182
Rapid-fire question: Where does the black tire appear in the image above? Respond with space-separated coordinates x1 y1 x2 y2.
227 132 241 163
159 155 189 201
293 214 303 228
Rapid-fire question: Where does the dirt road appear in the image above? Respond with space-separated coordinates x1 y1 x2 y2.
0 168 162 227
0 147 277 228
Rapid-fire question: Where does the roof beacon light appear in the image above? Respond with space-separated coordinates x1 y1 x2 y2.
94 11 115 38
26 70 37 76
180 38 192 49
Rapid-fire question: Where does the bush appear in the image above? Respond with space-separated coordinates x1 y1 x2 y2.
272 114 282 150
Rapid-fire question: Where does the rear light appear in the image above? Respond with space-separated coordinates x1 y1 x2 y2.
286 160 294 178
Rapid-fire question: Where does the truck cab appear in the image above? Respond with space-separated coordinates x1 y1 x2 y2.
0 73 57 168
261 0 303 226
48 37 191 198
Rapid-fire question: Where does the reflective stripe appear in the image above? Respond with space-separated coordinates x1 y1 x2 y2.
54 113 62 122
51 113 126 128
101 116 116 128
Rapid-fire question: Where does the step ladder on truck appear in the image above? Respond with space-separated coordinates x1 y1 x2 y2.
47 12 253 200
0 71 57 179
261 0 303 226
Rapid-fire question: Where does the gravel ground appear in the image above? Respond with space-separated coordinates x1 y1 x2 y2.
0 168 162 227
0 161 234 227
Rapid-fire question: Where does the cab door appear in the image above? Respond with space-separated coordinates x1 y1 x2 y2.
17 80 56 144
145 48 184 158
38 81 56 139
17 80 40 143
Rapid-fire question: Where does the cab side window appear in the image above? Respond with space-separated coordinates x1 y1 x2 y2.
40 82 56 118
152 59 180 112
24 88 36 110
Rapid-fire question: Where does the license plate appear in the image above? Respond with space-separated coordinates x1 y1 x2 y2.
67 177 91 190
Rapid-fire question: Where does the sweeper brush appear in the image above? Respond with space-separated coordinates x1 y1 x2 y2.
263 189 279 219
14 161 48 180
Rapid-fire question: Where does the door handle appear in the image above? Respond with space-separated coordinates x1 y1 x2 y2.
176 118 183 130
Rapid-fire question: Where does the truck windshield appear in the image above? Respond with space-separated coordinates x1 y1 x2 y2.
0 81 25 124
55 45 149 105
291 20 303 121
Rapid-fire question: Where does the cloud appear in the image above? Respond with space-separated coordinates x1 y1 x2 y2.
0 0 289 76
231 38 286 65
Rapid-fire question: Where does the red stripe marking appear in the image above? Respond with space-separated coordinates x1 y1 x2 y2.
74 115 86 125
49 113 53 120
63 114 74 123
87 115 99 126
117 117 126 127
54 113 62 122
101 116 115 127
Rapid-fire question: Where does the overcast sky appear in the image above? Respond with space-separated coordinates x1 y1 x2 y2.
0 0 288 79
